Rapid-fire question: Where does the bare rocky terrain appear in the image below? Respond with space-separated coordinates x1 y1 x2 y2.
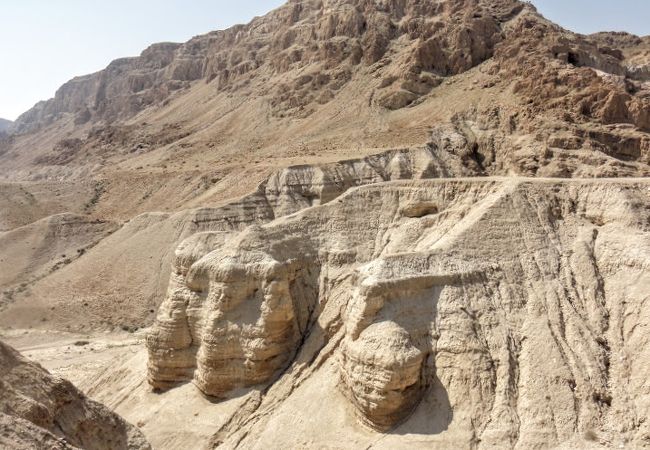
0 0 649 449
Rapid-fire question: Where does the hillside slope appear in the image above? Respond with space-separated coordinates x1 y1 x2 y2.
1 0 649 331
1 0 649 195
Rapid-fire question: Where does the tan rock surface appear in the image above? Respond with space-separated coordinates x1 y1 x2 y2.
0 146 455 330
143 177 650 448
1 0 650 196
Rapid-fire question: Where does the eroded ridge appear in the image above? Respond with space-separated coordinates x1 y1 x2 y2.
146 145 456 391
147 178 503 394
149 178 650 444
339 256 489 431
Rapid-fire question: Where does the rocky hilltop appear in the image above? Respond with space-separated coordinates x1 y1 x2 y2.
145 176 649 449
0 1 649 449
2 0 649 185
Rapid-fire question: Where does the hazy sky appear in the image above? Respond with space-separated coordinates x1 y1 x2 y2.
0 0 647 121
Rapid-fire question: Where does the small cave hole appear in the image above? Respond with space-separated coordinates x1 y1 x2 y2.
401 202 439 218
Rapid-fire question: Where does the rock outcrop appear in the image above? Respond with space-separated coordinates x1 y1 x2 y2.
0 340 150 450
12 0 523 132
0 146 458 331
146 146 454 391
148 177 650 447
3 0 649 189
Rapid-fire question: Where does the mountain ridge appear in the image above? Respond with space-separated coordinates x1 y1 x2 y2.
1 0 648 196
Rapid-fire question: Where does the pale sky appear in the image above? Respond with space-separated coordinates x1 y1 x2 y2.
0 0 647 121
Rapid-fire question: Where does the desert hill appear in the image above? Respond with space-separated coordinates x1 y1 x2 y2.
0 0 649 449
2 1 649 188
1 0 648 332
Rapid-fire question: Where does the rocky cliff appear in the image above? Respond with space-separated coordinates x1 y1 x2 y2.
0 146 457 330
11 0 521 132
2 0 650 185
146 176 650 448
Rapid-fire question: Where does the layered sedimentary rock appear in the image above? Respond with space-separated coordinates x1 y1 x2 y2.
175 145 459 239
148 177 650 446
338 257 485 431
147 146 453 391
0 341 150 450
1 0 650 448
0 145 468 332
11 0 650 180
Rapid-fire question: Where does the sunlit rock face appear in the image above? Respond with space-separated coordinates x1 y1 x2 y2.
0 341 151 450
340 319 426 431
148 241 320 396
148 177 650 443
338 254 488 431
187 250 320 397
147 146 453 394
339 267 432 430
148 178 502 424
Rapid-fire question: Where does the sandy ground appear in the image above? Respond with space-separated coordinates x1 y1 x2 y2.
0 328 142 384
0 327 257 449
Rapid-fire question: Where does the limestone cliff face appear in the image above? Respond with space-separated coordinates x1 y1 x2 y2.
4 0 650 186
13 0 521 132
12 0 649 136
148 177 650 446
13 42 202 133
2 0 650 447
146 146 454 392
6 0 610 128
0 341 150 450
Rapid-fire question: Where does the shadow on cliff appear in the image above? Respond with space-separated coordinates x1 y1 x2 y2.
391 373 453 436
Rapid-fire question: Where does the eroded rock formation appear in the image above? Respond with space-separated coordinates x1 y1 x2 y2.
3 0 650 193
148 177 650 446
12 0 523 132
147 146 452 392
